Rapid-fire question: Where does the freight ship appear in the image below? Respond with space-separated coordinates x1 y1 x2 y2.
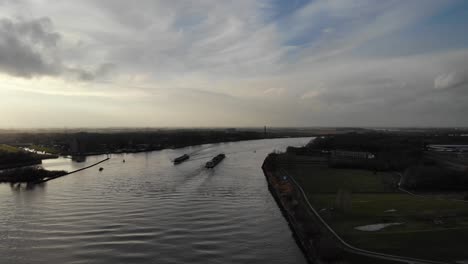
173 154 190 164
205 154 225 168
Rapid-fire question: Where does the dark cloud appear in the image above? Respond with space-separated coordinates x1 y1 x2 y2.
0 17 114 80
0 17 61 77
66 63 116 81
0 0 467 127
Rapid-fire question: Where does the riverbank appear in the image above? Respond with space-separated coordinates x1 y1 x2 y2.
263 152 468 263
0 160 42 170
0 129 319 158
1 144 59 170
0 157 110 184
0 167 67 183
262 153 334 263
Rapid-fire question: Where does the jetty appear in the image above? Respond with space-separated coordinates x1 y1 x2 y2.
36 157 110 183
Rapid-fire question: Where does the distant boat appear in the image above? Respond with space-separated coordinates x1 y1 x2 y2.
174 154 190 164
205 154 225 168
99 167 104 171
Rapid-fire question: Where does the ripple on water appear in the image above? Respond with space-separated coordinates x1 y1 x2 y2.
0 138 311 264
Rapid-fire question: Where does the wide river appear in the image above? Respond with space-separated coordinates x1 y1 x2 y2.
0 138 310 264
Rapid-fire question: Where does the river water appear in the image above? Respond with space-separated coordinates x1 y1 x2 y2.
0 138 310 264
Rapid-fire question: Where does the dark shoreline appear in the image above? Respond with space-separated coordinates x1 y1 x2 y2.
36 157 110 183
0 157 110 184
0 160 42 170
0 153 59 170
0 167 67 184
262 154 320 263
64 135 306 157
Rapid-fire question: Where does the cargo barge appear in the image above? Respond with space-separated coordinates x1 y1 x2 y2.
205 154 225 168
173 154 190 164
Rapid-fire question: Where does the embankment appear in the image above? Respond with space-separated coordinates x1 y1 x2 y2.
262 153 331 264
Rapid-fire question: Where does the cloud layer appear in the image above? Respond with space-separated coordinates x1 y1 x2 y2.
0 17 60 77
0 0 468 127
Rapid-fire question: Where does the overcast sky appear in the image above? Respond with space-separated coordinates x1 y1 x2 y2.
1 0 468 128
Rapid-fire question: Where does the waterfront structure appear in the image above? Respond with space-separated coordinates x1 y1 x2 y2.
329 150 376 169
331 150 375 160
70 138 86 155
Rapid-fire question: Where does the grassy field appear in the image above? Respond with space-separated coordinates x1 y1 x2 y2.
340 251 404 264
285 162 468 262
0 144 20 153
347 228 468 261
309 193 468 218
287 164 399 193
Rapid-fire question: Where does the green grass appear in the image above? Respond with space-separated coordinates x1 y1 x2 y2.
286 163 468 262
346 228 468 261
340 251 403 264
287 165 399 193
0 144 20 153
309 193 468 218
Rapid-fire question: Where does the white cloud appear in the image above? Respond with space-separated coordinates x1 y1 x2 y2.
434 72 467 90
0 0 467 127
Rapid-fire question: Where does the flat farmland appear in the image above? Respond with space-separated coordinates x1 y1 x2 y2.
284 162 468 262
